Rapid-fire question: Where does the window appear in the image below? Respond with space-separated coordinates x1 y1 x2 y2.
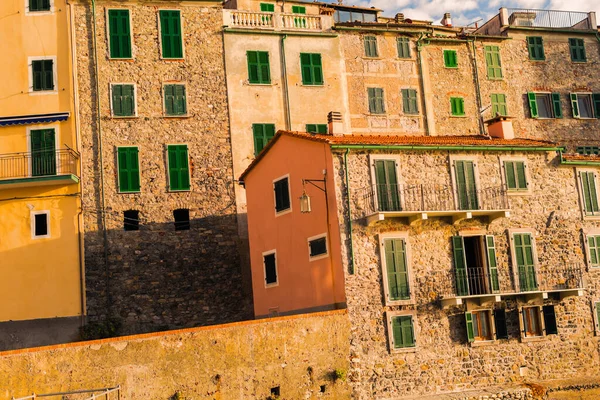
117 147 140 193
491 93 507 117
494 309 508 340
166 144 190 191
247 51 271 84
306 124 327 134
543 305 558 335
578 146 600 155
484 45 502 79
173 208 190 231
452 235 499 297
300 53 323 85
164 84 187 116
587 235 600 268
31 59 54 91
334 9 376 23
450 97 465 116
29 0 50 12
252 123 275 156
123 210 139 231
401 89 418 115
579 170 600 216
397 37 410 58
367 88 385 114
30 129 56 177
373 158 400 212
388 313 416 350
263 251 278 286
521 306 542 337
571 93 595 119
503 160 528 191
31 211 50 238
273 176 291 214
453 160 478 210
512 232 538 292
159 10 183 59
382 237 410 302
527 92 562 119
364 36 378 58
291 5 305 14
111 84 135 117
465 310 493 342
569 38 586 62
108 9 132 59
260 3 275 12
443 49 457 68
526 36 545 61
308 234 327 259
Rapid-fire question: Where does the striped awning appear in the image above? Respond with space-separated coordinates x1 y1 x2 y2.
0 112 70 127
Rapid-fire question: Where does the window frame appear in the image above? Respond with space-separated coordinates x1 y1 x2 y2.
518 305 546 341
246 50 271 85
273 174 292 216
260 2 275 12
26 125 60 176
110 83 138 118
570 92 595 119
28 56 57 94
299 53 324 86
363 35 379 58
449 155 482 211
526 36 545 61
31 210 51 239
106 8 134 60
166 144 191 192
466 309 496 345
162 82 188 117
568 38 586 63
367 87 385 114
386 311 417 353
157 9 185 60
576 168 600 219
25 0 54 15
443 49 458 68
291 5 306 14
116 146 141 193
508 229 540 293
401 88 419 115
378 232 414 305
450 97 465 117
369 154 403 212
500 157 530 194
173 208 191 231
262 249 279 288
397 37 411 59
307 233 328 261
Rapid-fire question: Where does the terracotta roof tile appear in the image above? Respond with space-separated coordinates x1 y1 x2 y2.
562 154 600 162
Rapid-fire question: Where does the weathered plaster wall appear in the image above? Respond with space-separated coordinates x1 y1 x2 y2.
0 310 352 400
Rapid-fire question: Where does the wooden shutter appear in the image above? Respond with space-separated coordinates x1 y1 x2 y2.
551 93 562 118
258 51 270 83
384 238 410 301
452 236 469 296
485 235 499 292
504 161 516 189
274 178 290 212
595 302 600 333
516 162 527 189
493 309 508 339
160 10 183 59
368 88 384 114
580 171 599 215
122 85 134 116
247 51 260 83
514 233 537 291
164 85 175 115
174 85 186 115
397 38 410 58
402 89 418 114
571 93 580 118
167 145 189 191
444 50 457 67
485 46 502 79
455 160 477 210
465 312 474 342
543 305 558 335
260 3 274 12
109 10 131 58
527 92 538 118
300 53 311 85
118 147 140 192
368 88 376 113
592 93 600 118
391 316 414 348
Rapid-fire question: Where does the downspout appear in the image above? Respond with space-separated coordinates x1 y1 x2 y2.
416 31 432 135
91 0 111 316
281 34 292 130
344 149 355 274
469 38 486 135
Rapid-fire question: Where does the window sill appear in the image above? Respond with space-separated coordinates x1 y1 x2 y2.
450 115 467 118
275 208 292 217
248 82 273 86
571 60 587 64
108 58 135 62
309 253 329 262
528 59 546 62
160 58 185 62
385 299 415 307
397 57 414 61
574 117 595 120
300 84 325 87
26 11 54 16
471 339 496 347
390 346 417 353
112 115 139 119
583 215 600 221
403 113 420 116
168 189 191 193
118 190 141 194
444 66 459 69
363 57 382 60
29 90 58 96
521 335 545 343
507 190 532 196
265 283 279 289
163 115 190 119
368 113 387 116
487 77 504 81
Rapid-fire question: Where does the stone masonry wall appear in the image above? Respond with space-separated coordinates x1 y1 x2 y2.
73 0 251 334
332 149 600 399
0 310 351 400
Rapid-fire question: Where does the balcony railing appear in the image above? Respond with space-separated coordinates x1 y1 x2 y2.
224 10 329 31
0 149 79 182
356 183 509 223
504 8 593 30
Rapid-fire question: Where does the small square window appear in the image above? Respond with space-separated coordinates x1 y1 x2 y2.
291 5 305 14
29 0 51 12
260 3 275 12
274 176 291 214
263 251 278 286
450 97 465 116
124 210 140 231
443 49 457 68
111 84 136 117
308 235 327 259
173 208 190 231
306 124 327 134
164 84 187 116
32 212 50 238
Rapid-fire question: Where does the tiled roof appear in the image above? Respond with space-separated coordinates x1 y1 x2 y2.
562 154 600 163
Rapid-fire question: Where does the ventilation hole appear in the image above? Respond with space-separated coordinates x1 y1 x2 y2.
270 386 280 397
173 208 190 231
320 385 326 393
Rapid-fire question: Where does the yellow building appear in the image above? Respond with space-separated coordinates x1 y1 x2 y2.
0 0 83 349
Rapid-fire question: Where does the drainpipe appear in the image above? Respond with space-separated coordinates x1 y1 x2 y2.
416 31 432 135
91 0 111 316
344 149 355 274
469 38 486 136
280 35 292 130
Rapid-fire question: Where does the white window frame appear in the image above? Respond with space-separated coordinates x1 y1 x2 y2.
307 233 328 261
109 83 138 118
157 9 186 60
468 308 497 346
165 143 191 192
369 154 403 211
583 228 600 271
571 92 595 119
161 82 188 117
508 229 541 293
378 232 414 306
24 0 55 15
273 173 292 217
26 125 61 176
31 210 51 239
449 155 482 211
262 249 278 288
386 310 417 353
28 56 58 95
105 8 135 60
499 156 531 195
518 305 546 342
575 168 600 220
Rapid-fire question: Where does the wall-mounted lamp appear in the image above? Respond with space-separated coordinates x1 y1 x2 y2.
299 170 327 214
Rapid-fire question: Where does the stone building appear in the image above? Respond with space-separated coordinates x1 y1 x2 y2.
71 0 251 334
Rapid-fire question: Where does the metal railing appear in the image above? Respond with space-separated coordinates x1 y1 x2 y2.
455 268 499 297
12 386 121 400
539 263 584 292
0 149 79 180
225 10 325 30
356 184 508 217
505 8 592 29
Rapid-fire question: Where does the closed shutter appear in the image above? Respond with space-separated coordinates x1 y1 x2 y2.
108 10 132 59
397 38 410 58
30 129 56 176
569 38 586 62
117 147 140 192
274 177 290 212
452 236 469 296
167 145 190 191
364 36 378 57
455 160 478 210
402 89 418 114
514 233 538 291
592 93 600 118
444 50 457 67
543 305 558 335
311 54 323 85
551 93 562 118
527 37 545 60
164 85 175 115
493 309 508 339
588 236 600 267
485 235 499 292
384 238 410 301
174 85 186 115
160 10 183 59
247 51 260 83
391 316 415 348
260 3 275 12
491 94 507 116
504 161 516 189
374 160 399 211
368 88 385 114
465 312 475 342
451 97 464 116
485 46 502 79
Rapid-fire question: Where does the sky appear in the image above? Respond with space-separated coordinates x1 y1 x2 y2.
339 0 600 27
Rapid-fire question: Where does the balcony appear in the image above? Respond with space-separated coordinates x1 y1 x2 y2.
0 149 79 190
356 184 509 225
503 8 594 30
440 263 585 307
223 10 333 32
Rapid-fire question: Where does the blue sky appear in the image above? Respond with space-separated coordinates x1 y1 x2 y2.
340 0 599 27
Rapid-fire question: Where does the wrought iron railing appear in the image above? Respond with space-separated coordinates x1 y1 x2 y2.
505 8 592 29
539 263 585 292
455 268 500 297
356 183 508 217
0 149 79 180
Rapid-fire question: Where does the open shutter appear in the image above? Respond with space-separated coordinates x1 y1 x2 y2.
486 235 499 292
592 93 600 118
595 302 600 334
493 309 508 339
571 93 580 118
527 92 538 118
247 51 259 83
312 54 323 85
384 239 409 301
504 161 516 189
118 148 130 191
452 236 469 296
551 93 562 118
300 53 311 85
542 305 558 335
516 162 527 189
465 312 474 342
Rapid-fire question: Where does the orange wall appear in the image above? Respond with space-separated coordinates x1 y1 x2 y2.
245 135 346 318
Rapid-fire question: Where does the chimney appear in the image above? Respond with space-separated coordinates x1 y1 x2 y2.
328 111 343 136
395 13 405 23
440 12 452 27
486 116 514 140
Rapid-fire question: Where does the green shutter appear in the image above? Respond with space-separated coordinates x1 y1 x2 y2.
260 3 275 12
108 10 132 59
452 236 469 296
401 89 418 114
117 147 140 192
596 302 600 331
465 312 475 342
292 5 305 13
514 233 537 291
247 51 270 84
516 162 527 189
588 236 599 267
569 38 586 62
504 161 527 191
450 97 464 116
306 124 327 134
527 92 538 118
32 60 54 91
30 129 56 177
300 53 323 85
364 36 378 57
486 235 499 292
580 171 600 215
384 239 410 301
592 93 600 118
485 46 502 79
455 160 477 210
368 88 384 114
397 37 410 58
571 93 580 118
527 37 545 61
252 124 275 156
112 84 135 117
444 50 457 68
491 94 507 116
504 161 516 189
164 84 186 116
391 316 415 348
551 93 562 118
30 0 51 11
160 10 183 59
374 160 399 212
167 145 190 191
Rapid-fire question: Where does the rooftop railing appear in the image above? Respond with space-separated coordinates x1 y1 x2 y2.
0 149 79 180
224 10 330 31
504 8 593 29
